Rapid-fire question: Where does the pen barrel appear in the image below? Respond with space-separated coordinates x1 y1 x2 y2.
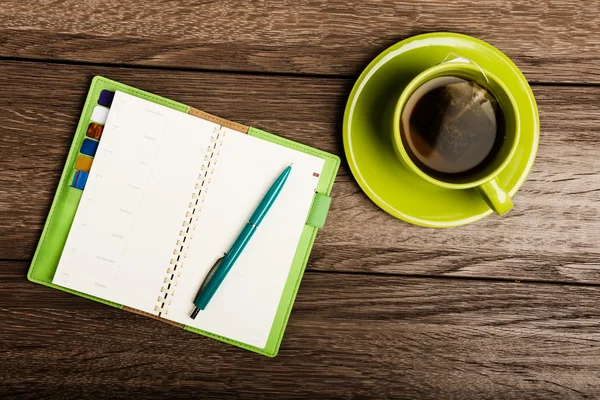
249 166 291 226
193 165 292 312
193 223 257 310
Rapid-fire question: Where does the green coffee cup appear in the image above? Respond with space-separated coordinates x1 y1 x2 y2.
392 61 520 215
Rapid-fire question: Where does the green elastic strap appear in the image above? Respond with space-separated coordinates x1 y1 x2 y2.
306 192 332 229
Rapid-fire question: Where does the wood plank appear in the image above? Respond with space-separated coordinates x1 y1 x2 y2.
0 1 599 83
0 61 599 283
3 260 600 399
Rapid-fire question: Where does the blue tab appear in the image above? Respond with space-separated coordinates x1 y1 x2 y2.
98 90 115 108
80 138 99 157
71 170 89 190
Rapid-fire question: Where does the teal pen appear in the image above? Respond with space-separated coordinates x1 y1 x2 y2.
190 164 293 319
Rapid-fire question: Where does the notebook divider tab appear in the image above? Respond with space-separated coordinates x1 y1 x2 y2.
70 90 114 190
154 126 228 317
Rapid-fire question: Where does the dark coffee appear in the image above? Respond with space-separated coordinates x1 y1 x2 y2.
401 76 504 179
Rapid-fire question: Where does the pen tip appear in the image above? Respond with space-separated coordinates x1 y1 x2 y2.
289 162 293 166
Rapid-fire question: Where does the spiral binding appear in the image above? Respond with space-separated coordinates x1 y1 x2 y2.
154 126 227 317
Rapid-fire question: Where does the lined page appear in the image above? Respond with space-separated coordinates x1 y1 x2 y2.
164 129 325 348
53 91 217 314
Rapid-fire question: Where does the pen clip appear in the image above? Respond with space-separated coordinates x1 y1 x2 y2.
190 254 226 320
198 254 226 294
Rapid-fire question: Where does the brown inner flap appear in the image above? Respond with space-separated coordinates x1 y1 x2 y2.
188 107 249 134
122 306 185 329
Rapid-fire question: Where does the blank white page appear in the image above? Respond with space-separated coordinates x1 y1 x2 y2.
164 129 324 348
53 91 217 314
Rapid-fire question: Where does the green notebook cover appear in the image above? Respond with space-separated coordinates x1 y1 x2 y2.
28 76 340 357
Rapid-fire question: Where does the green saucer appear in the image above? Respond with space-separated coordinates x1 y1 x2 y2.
343 32 539 227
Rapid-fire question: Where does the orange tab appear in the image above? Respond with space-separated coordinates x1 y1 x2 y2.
75 155 93 172
86 123 104 140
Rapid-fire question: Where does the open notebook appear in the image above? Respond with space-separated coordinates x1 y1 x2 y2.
28 77 339 357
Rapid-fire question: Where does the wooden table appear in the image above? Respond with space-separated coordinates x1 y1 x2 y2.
1 1 599 398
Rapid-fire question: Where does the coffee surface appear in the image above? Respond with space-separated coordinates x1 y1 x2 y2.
401 76 504 177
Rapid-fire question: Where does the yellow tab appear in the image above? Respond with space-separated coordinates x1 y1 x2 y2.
75 155 93 172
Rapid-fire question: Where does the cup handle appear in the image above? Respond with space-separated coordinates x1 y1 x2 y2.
477 178 513 215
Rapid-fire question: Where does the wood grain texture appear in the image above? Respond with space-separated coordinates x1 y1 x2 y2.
0 0 599 83
0 61 599 283
3 260 600 399
1 1 599 397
